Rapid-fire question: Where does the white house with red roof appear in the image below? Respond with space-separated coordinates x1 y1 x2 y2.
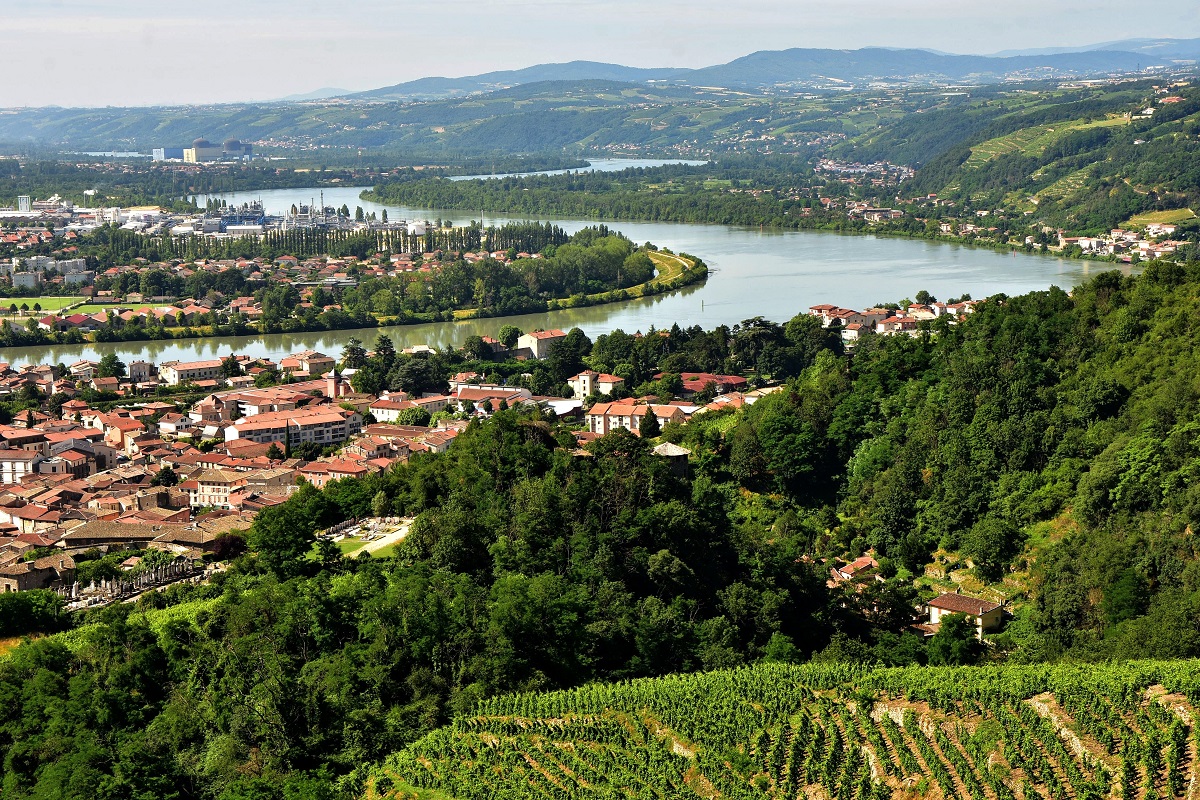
567 370 625 400
516 329 567 359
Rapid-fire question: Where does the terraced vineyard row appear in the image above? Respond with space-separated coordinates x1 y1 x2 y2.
368 661 1200 800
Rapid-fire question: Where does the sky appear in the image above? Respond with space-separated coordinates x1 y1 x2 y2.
1 0 1197 107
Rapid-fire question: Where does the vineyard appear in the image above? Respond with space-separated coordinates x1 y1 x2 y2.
367 661 1200 800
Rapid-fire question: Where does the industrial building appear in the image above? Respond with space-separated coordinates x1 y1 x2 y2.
177 137 254 163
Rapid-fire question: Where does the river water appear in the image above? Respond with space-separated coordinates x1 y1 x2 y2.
4 166 1115 366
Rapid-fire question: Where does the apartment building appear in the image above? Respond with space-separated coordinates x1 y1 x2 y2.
158 358 226 386
224 406 361 447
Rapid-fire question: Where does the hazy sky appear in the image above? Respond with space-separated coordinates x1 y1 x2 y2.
2 0 1197 107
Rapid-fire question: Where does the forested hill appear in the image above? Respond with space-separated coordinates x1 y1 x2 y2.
372 660 1200 799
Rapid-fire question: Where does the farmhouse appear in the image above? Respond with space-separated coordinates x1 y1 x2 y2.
926 591 1003 640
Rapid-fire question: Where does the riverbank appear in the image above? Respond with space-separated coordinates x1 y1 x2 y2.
361 174 1159 267
0 187 1103 367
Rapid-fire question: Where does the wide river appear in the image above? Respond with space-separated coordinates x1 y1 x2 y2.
5 162 1118 366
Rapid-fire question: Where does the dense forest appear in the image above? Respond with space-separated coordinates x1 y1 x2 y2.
6 255 1200 797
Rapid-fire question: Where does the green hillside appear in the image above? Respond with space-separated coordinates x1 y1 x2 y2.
0 81 898 155
898 86 1200 232
371 660 1200 800
962 116 1129 169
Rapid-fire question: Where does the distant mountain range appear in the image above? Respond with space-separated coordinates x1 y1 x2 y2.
272 87 352 102
991 37 1200 59
337 39 1200 102
348 62 681 102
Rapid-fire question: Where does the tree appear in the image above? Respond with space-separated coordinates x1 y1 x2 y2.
373 334 397 372
372 490 390 518
96 352 126 379
341 337 367 369
962 517 1022 582
355 206 364 222
926 613 984 666
254 367 282 388
396 406 432 427
498 324 522 350
32 302 41 312
151 466 179 487
639 407 661 439
249 481 327 578
461 335 489 361
265 442 285 461
221 354 243 378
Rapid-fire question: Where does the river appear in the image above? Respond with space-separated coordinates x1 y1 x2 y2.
4 170 1118 366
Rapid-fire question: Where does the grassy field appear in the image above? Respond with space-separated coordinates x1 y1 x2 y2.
369 542 401 559
0 596 221 661
0 296 83 311
965 116 1128 169
74 303 158 314
0 635 34 658
1125 208 1196 227
337 539 367 555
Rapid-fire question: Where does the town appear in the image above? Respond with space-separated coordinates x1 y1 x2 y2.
0 324 793 609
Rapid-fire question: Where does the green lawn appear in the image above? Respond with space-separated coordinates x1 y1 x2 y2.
369 543 400 559
75 303 157 314
337 539 367 555
0 296 83 312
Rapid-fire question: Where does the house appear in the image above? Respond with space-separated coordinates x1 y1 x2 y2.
369 397 419 423
876 316 919 336
516 329 567 359
666 373 748 397
926 592 1003 640
178 468 242 509
297 459 376 488
567 371 625 400
652 441 690 475
157 413 196 439
159 358 228 386
0 554 75 593
585 402 686 436
280 350 335 376
448 372 481 391
841 322 865 344
830 555 879 584
452 387 533 415
224 406 361 447
0 449 44 484
128 360 154 383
